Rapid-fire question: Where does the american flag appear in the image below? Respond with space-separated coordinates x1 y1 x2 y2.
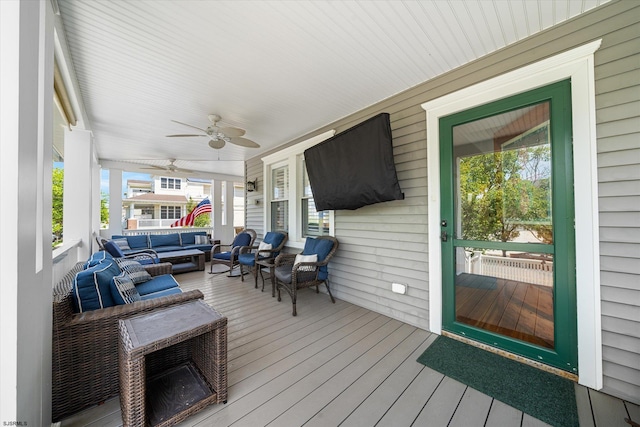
170 198 212 227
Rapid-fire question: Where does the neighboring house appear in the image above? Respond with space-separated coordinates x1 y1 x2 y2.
122 176 212 228
245 2 639 405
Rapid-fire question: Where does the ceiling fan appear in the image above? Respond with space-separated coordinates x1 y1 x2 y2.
141 158 194 174
167 114 260 149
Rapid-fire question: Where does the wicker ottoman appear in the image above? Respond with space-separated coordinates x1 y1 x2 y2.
118 300 227 426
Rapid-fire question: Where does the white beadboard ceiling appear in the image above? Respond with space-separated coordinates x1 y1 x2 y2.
56 0 609 178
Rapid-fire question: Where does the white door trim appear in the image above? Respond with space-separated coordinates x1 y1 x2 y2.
421 40 602 390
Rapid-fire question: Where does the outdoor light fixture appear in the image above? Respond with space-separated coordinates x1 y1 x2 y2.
246 179 257 192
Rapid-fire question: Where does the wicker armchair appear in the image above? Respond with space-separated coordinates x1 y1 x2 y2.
238 231 288 288
52 262 204 422
274 236 339 316
209 228 256 274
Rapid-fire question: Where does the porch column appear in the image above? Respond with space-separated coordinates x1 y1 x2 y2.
224 179 235 241
213 180 223 240
63 128 94 260
0 0 55 424
109 168 123 236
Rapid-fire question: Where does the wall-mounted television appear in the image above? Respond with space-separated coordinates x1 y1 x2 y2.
304 113 404 211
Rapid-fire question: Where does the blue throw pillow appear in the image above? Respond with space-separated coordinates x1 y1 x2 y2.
83 251 114 268
115 258 152 284
104 240 125 257
110 272 141 305
124 234 149 250
72 260 120 312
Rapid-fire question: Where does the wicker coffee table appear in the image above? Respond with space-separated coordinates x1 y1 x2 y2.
118 300 227 427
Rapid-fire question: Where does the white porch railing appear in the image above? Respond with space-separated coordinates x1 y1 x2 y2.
467 253 554 287
52 239 82 285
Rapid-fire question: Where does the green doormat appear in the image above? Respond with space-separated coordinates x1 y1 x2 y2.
417 336 578 427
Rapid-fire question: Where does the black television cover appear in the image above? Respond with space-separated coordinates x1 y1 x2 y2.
304 113 404 211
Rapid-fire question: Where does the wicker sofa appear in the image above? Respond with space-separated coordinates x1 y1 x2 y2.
52 260 204 422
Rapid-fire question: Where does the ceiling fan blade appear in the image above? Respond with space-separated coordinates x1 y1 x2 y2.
208 139 226 149
166 134 207 138
142 165 168 170
171 120 207 133
218 126 245 137
230 136 260 148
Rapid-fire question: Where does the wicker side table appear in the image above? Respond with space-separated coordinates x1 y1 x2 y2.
118 300 227 427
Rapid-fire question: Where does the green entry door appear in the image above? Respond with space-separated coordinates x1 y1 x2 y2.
439 81 577 374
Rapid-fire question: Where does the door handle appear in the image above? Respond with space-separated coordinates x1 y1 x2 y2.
441 230 448 242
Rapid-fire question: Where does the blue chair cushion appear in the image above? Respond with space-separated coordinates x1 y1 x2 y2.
72 260 120 312
303 238 334 280
115 258 152 284
140 287 183 300
104 240 125 258
84 251 114 268
274 265 292 284
150 233 181 248
184 244 213 253
110 272 142 305
232 232 252 248
263 232 285 249
180 231 206 246
134 274 180 296
213 251 233 261
238 253 268 267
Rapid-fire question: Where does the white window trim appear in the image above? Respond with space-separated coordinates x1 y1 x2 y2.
262 130 336 248
421 40 602 390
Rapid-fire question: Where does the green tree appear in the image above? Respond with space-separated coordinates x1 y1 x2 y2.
52 167 64 244
100 192 109 227
459 145 552 255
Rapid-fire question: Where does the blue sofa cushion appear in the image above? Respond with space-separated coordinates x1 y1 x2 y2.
115 258 152 284
83 251 114 268
112 234 149 250
135 274 180 296
303 237 335 280
180 231 207 246
184 244 213 253
150 233 181 248
140 287 183 300
110 272 142 305
151 245 184 253
72 260 120 312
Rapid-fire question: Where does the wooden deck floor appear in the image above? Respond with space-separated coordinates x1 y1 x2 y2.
58 269 639 427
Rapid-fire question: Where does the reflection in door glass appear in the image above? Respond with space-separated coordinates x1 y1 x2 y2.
455 249 554 349
454 103 553 244
452 101 555 349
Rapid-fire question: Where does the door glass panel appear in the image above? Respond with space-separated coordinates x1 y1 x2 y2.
453 101 555 349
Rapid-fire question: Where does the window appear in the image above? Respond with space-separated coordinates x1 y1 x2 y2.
262 130 336 248
271 164 289 232
161 177 181 189
160 206 181 219
302 160 329 237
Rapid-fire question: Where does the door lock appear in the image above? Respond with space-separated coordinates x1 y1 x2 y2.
441 230 448 242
